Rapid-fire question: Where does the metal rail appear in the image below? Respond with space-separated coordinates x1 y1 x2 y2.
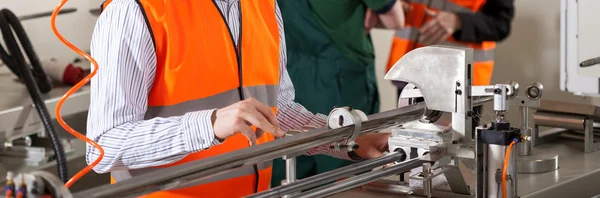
248 151 407 198
74 103 427 198
290 157 427 198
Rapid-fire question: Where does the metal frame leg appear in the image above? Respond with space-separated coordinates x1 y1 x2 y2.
584 119 600 153
282 156 297 198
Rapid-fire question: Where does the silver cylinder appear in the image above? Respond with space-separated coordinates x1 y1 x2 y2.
494 85 508 112
533 111 586 130
285 157 296 183
519 106 531 156
487 144 517 198
423 163 433 198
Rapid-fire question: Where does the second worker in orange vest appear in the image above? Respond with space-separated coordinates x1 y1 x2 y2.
88 0 393 197
386 0 515 93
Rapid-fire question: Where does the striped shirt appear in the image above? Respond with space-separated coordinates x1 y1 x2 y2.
87 0 351 173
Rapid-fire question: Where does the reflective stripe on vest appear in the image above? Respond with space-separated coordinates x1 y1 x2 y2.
111 161 273 187
386 0 494 86
103 0 280 197
144 85 278 119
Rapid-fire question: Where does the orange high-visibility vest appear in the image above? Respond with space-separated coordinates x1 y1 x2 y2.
386 0 495 86
101 0 280 197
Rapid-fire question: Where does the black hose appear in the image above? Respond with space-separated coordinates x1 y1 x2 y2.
0 9 68 183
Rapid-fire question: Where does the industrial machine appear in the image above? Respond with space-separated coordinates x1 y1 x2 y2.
5 0 600 197
1 46 557 198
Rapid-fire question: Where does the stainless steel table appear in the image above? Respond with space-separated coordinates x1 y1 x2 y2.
333 139 600 198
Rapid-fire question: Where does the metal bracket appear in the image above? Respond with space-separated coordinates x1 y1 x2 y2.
327 107 368 151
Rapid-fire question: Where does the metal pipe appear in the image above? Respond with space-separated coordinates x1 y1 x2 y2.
248 151 407 198
422 162 433 198
285 157 296 184
75 103 427 198
533 111 586 130
290 157 426 198
519 106 531 156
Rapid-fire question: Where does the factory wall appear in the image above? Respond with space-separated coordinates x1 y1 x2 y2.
372 0 591 125
3 0 102 67
4 0 592 121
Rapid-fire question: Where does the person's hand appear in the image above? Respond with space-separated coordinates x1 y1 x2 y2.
353 133 392 159
212 98 285 145
364 9 379 33
419 9 461 46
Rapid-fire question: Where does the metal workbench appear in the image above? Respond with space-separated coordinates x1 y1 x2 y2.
333 137 600 198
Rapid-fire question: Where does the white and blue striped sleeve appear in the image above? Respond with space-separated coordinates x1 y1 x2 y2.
273 2 353 161
86 0 219 174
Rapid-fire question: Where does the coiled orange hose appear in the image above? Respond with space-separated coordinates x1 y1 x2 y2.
502 139 517 198
50 1 104 188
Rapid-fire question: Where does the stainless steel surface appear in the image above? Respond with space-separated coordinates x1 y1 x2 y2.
535 100 600 120
248 152 408 198
533 111 585 130
385 46 472 114
517 155 559 174
291 157 427 198
30 171 74 198
335 139 600 198
75 103 427 198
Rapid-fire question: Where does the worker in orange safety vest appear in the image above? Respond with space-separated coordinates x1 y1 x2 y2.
89 0 392 197
386 0 515 94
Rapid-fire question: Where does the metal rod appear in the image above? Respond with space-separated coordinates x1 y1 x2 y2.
75 103 427 198
248 151 407 198
18 8 77 21
533 112 586 130
423 162 433 198
290 157 426 198
285 157 296 184
519 106 531 156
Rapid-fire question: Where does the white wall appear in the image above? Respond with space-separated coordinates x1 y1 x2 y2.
371 0 591 122
3 0 102 64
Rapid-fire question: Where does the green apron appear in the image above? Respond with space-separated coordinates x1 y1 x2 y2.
272 0 380 187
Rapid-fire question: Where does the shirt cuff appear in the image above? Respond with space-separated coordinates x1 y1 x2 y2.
181 109 220 153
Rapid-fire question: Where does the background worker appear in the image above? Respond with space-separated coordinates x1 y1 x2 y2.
273 0 407 187
386 0 515 93
89 0 391 197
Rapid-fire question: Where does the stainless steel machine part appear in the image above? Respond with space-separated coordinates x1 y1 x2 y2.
486 144 517 198
533 111 585 130
248 151 407 198
74 103 427 198
519 106 531 156
385 46 472 114
535 100 600 120
290 157 427 198
517 155 559 174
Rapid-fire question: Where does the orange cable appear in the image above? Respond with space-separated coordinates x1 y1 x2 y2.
502 139 517 198
50 0 104 188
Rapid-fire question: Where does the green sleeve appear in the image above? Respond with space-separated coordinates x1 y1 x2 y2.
362 0 393 11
